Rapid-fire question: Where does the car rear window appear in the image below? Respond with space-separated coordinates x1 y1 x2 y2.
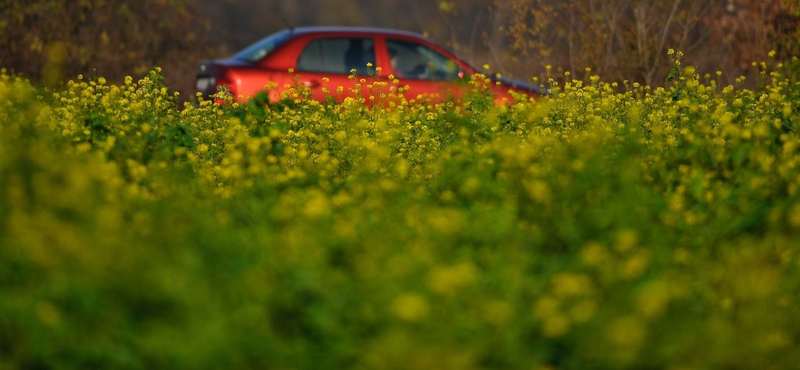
386 39 461 81
233 30 292 62
297 38 375 75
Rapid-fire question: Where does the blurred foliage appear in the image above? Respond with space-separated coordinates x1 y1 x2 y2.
0 0 221 97
2 51 800 368
501 0 800 86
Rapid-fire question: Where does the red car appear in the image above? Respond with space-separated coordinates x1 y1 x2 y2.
196 27 544 105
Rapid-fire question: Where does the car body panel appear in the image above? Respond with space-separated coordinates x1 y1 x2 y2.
196 27 543 105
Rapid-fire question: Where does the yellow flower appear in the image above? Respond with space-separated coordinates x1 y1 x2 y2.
542 315 570 338
524 179 551 203
614 229 639 253
302 191 331 219
580 241 610 267
426 262 476 295
36 301 61 326
392 293 430 322
551 272 592 298
608 316 646 347
636 280 671 318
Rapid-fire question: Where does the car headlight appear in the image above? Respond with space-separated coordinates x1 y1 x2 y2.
196 77 216 91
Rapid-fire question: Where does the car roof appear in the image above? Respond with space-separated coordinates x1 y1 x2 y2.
285 26 428 40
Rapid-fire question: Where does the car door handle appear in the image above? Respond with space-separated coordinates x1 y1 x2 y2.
303 80 321 88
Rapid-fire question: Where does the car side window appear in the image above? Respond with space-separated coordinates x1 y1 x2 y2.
386 39 461 81
297 38 375 75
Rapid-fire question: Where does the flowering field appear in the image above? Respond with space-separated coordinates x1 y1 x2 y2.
2 55 800 369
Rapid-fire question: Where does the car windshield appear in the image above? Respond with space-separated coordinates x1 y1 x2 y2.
232 30 291 62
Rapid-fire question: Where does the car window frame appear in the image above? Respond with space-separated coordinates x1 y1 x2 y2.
295 36 377 76
384 38 466 82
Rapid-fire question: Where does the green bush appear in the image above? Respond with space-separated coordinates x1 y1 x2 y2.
1 58 799 369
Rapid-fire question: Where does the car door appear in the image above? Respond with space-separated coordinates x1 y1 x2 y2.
385 38 467 104
295 36 379 102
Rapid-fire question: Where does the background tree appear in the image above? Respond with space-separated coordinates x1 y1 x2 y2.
500 0 800 86
0 0 220 94
502 0 721 85
707 0 800 78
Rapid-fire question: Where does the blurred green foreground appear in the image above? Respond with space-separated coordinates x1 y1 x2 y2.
1 62 800 369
